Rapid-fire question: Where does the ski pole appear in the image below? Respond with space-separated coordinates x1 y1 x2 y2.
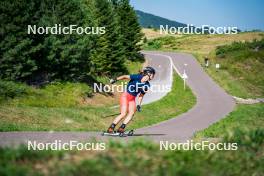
101 113 120 118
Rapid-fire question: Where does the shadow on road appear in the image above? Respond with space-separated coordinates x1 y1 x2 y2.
132 133 165 136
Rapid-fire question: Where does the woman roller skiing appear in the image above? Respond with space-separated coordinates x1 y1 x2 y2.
106 66 156 134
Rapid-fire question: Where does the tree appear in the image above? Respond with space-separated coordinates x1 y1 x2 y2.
0 0 41 81
114 0 143 61
0 0 95 82
91 0 126 75
0 0 142 82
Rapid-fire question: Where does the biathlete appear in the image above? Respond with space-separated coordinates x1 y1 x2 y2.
107 66 156 133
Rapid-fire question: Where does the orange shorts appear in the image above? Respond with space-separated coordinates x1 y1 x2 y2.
120 92 136 113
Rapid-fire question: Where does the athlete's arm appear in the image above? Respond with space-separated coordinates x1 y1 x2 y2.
110 75 130 84
116 75 130 80
138 93 145 106
138 93 144 106
136 93 144 112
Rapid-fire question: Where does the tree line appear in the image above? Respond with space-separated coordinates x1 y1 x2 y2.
0 0 143 83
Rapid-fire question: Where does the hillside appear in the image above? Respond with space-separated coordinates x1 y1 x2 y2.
142 31 264 98
136 10 187 29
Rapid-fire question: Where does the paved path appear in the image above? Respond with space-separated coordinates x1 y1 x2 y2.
137 51 235 141
139 51 172 104
0 51 236 146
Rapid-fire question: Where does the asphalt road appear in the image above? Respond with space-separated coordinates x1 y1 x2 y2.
0 51 236 146
140 51 172 104
137 51 236 141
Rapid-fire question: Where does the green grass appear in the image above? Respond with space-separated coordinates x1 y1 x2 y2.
193 39 264 98
211 40 264 97
143 33 264 98
0 129 263 176
125 60 144 74
143 31 263 54
194 103 264 138
0 60 143 107
193 52 262 98
0 106 115 131
8 82 93 108
143 33 264 141
0 73 196 131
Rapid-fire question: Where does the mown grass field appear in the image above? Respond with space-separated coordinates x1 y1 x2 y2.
0 129 263 176
0 72 196 131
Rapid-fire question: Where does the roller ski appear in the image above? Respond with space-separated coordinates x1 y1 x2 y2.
101 129 134 137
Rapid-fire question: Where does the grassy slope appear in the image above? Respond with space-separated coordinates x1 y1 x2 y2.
143 30 264 138
195 103 264 138
143 31 264 98
0 73 196 131
196 40 264 98
0 129 263 176
143 31 264 54
0 60 141 131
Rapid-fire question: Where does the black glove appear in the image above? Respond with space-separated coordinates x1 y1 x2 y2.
136 105 141 112
110 78 117 84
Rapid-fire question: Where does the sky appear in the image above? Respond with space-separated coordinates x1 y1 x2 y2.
130 0 264 31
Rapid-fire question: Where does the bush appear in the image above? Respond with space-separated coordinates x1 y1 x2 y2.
215 39 264 57
146 39 162 49
0 81 29 101
144 36 178 50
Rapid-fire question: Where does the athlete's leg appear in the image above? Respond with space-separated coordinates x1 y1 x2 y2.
113 103 127 124
117 100 136 132
107 93 128 132
123 100 136 124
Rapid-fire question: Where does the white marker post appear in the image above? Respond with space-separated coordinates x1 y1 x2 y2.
182 64 188 90
215 63 220 72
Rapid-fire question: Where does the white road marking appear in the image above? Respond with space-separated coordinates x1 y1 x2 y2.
143 52 183 81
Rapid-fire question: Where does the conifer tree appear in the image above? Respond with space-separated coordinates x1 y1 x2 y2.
114 0 143 61
0 0 142 82
91 0 126 75
0 0 95 82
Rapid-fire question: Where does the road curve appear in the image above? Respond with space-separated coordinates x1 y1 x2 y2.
137 51 236 141
0 51 236 146
140 51 173 104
